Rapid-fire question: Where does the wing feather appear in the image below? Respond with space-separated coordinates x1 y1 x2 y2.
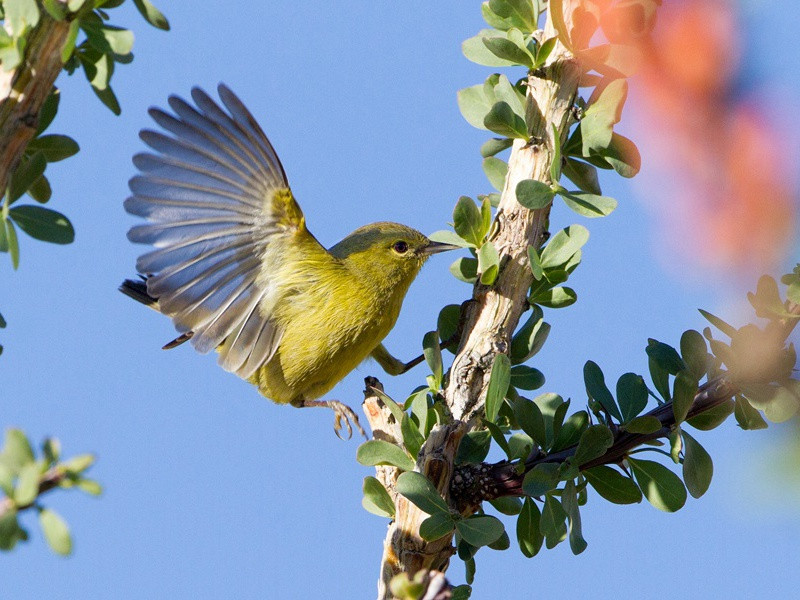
125 84 327 378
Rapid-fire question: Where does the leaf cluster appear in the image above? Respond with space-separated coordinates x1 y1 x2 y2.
0 428 101 555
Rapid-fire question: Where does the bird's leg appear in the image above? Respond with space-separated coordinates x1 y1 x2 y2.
370 300 475 376
294 398 367 440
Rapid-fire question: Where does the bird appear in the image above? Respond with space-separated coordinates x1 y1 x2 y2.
120 84 458 439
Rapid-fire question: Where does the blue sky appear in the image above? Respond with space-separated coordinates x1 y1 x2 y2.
2 1 798 598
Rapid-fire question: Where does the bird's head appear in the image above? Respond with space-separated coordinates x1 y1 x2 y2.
329 222 459 293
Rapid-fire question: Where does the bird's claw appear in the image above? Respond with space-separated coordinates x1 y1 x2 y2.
329 400 367 440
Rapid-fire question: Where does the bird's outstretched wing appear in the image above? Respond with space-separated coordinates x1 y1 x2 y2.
125 84 326 378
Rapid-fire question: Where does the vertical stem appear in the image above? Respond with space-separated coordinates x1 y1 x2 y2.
368 9 582 599
0 10 70 195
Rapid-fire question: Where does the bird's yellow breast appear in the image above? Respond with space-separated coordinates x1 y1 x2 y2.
247 267 403 405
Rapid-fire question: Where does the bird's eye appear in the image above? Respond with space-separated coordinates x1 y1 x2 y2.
392 241 409 254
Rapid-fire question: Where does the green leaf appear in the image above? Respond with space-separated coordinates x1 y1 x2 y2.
451 584 472 600
401 414 425 459
540 493 568 549
530 286 577 308
562 480 587 554
482 35 534 68
527 246 544 280
133 0 170 30
482 157 508 193
492 74 526 121
540 225 589 270
488 0 538 33
396 471 449 515
581 79 628 155
0 463 13 496
478 241 500 285
437 304 461 345
552 410 589 451
562 158 602 195
75 478 102 496
627 457 687 512
558 190 617 218
698 309 737 339
14 462 41 506
681 430 713 499
422 330 443 389
649 356 671 402
356 440 415 472
535 36 557 67
509 365 545 391
4 0 40 36
26 134 79 162
9 205 74 245
584 465 642 504
583 361 622 421
450 257 478 283
734 396 768 430
624 415 662 434
488 530 511 551
39 508 72 556
510 306 549 364
488 496 523 516
9 152 47 203
4 219 20 269
516 497 543 557
646 339 686 375
456 429 492 464
462 30 518 67
573 424 614 466
680 330 708 380
515 179 554 210
35 89 60 136
453 196 485 246
457 83 493 130
672 371 697 424
484 102 528 139
485 353 511 422
616 373 648 423
512 396 546 448
480 137 513 158
420 512 455 541
456 515 505 548
362 476 395 518
686 400 734 431
1 429 35 473
61 453 94 474
787 282 800 305
26 174 52 203
547 123 561 184
60 19 80 63
522 463 559 497
747 275 788 319
41 0 67 20
0 509 24 551
429 230 471 248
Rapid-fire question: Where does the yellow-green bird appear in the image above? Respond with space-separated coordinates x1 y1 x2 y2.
120 84 457 438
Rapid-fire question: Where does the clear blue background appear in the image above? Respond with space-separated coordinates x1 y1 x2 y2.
2 1 798 598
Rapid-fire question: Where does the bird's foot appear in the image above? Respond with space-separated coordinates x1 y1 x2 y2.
299 399 368 440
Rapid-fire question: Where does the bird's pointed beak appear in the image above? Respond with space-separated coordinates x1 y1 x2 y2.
421 240 462 255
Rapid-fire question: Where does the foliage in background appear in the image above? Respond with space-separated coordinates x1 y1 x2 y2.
0 0 167 555
356 2 800 597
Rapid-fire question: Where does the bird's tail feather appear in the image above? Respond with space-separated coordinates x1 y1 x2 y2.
119 277 158 308
119 277 194 350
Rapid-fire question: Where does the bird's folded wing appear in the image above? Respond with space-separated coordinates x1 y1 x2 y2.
125 84 328 378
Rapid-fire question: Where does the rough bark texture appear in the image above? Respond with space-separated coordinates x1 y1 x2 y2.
0 9 70 195
366 10 581 599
